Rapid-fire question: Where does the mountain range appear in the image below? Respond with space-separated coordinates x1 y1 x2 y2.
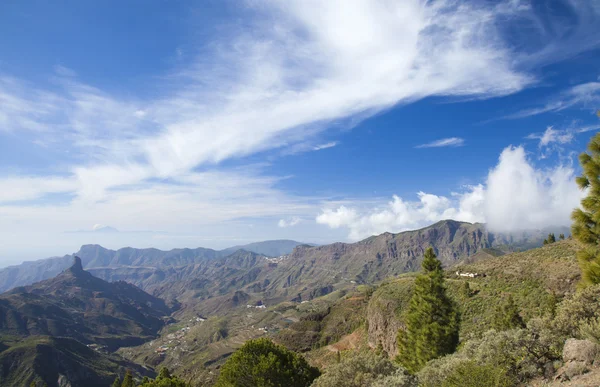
0 223 568 296
0 239 311 293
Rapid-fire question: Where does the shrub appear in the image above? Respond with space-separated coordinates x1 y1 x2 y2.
491 295 524 331
418 356 475 387
311 351 405 387
580 317 600 344
459 329 557 382
418 328 559 386
138 368 189 387
370 368 417 387
554 284 600 339
215 338 319 387
441 361 513 387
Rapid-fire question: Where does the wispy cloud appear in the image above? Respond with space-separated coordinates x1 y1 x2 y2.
278 217 302 228
313 142 338 151
505 82 600 119
415 137 465 149
1 0 537 208
526 126 573 147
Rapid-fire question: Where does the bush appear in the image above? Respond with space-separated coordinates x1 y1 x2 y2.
311 351 407 387
554 284 600 339
370 368 417 387
441 361 513 387
491 295 524 331
418 357 475 387
418 328 559 386
459 329 556 382
215 338 319 387
419 356 515 387
138 368 189 387
580 316 600 344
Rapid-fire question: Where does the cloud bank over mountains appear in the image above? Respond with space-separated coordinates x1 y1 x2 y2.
317 146 584 240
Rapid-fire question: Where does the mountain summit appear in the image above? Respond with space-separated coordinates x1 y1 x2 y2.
69 256 84 272
0 261 171 350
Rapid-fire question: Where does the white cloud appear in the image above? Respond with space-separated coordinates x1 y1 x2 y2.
415 137 465 148
316 207 359 230
316 190 484 240
0 176 77 202
278 217 302 228
1 0 537 204
0 168 317 235
507 82 600 119
576 124 600 134
317 146 583 239
526 126 573 147
484 146 582 232
313 142 338 151
526 124 598 159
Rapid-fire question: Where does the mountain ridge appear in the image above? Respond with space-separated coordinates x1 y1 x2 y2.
0 240 312 293
0 221 569 299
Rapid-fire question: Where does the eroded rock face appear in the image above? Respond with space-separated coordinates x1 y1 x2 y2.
366 279 413 358
367 300 403 357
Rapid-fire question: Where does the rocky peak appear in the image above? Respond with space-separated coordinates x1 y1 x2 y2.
69 256 84 273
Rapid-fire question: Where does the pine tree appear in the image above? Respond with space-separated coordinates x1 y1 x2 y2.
112 376 121 387
397 247 460 373
121 370 134 387
559 233 565 240
157 367 171 380
492 294 524 331
572 132 600 286
548 233 556 243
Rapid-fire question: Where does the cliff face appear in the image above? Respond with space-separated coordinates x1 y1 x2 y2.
366 278 414 357
263 221 497 301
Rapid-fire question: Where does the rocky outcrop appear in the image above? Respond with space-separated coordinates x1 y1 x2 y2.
367 300 404 357
563 338 598 364
366 278 414 357
555 339 600 381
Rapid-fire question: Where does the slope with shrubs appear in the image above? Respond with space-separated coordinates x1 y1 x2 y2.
305 240 599 387
367 240 580 358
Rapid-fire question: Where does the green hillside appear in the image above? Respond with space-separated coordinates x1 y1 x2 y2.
0 336 151 387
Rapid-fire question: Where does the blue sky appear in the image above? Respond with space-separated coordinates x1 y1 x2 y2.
0 0 599 265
